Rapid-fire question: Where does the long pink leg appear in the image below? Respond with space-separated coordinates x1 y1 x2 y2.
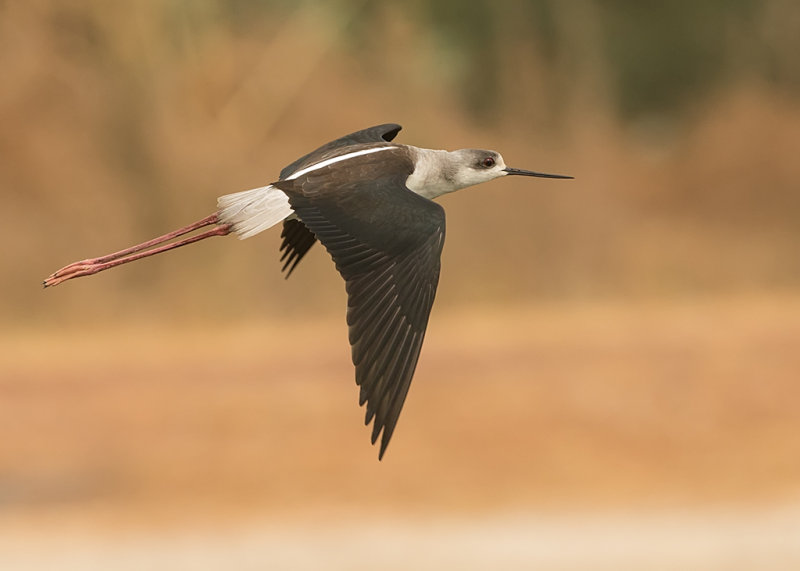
43 213 231 288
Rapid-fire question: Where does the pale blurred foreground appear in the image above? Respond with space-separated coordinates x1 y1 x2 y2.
2 508 800 570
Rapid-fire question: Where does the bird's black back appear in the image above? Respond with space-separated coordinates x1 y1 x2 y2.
277 124 404 278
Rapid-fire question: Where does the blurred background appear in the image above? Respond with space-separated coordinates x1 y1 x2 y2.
2 1 800 568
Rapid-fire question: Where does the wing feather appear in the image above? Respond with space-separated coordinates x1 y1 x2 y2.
279 219 316 277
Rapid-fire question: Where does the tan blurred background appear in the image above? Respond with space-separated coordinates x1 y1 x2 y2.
2 1 800 569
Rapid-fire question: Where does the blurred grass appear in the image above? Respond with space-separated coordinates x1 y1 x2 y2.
2 297 800 521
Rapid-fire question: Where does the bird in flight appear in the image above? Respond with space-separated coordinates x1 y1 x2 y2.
44 123 572 458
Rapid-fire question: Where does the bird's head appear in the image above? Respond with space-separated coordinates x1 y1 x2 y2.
448 148 573 190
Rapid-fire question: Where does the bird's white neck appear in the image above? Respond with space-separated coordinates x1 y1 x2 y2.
404 148 467 200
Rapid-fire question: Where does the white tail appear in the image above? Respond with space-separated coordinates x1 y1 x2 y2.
217 185 293 239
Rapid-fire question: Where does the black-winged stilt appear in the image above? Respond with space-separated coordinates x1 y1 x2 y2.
44 123 572 458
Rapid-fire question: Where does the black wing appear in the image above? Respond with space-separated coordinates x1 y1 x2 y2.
279 123 402 181
277 124 402 277
274 149 445 459
279 219 316 277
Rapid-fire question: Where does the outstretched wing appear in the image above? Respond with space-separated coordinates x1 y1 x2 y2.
274 148 445 459
277 124 403 277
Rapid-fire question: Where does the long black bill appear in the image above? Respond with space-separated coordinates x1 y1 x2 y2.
503 167 573 179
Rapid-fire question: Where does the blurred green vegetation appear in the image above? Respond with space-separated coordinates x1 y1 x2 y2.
156 0 800 119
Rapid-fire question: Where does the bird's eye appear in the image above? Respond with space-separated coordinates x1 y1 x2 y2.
481 157 495 168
